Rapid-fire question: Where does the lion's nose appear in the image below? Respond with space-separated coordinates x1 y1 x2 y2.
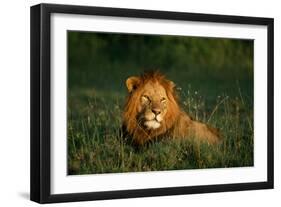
152 108 161 115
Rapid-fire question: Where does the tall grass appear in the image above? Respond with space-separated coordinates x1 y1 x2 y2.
67 84 253 175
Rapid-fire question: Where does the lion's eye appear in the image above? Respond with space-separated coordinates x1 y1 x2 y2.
141 95 150 103
161 97 167 103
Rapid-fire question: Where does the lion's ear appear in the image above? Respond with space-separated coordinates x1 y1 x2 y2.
168 81 176 89
126 76 140 93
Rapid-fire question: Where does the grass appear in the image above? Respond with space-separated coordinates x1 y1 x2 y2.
67 82 253 175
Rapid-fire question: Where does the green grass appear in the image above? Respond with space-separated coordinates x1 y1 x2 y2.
67 83 253 175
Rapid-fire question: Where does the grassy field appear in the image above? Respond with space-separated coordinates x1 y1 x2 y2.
67 32 254 175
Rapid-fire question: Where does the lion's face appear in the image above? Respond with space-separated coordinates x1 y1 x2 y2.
137 81 168 130
123 72 180 140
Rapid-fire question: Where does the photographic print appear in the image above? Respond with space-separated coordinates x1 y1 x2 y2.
31 4 273 203
67 32 254 175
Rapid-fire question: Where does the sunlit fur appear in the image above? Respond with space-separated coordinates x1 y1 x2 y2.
123 71 220 145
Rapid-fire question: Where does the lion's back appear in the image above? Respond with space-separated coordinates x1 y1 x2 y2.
167 111 221 144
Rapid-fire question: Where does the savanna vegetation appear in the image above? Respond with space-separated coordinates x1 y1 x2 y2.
67 32 253 175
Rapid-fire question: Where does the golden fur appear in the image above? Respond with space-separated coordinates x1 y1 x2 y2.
122 71 220 145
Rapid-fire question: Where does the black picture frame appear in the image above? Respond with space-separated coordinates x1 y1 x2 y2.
30 3 274 204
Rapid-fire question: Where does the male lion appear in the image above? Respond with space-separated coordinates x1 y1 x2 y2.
122 71 220 145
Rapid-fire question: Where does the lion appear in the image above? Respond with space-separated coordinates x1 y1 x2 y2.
122 71 221 146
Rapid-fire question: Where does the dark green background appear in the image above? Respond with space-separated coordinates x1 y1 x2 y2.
68 32 253 96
